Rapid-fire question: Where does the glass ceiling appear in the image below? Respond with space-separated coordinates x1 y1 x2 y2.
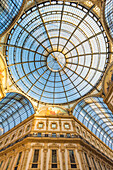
6 1 109 104
105 0 113 39
0 0 23 36
0 92 34 134
73 97 113 149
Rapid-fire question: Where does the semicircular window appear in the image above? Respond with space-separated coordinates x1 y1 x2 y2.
0 92 34 134
6 1 109 104
105 0 113 39
73 97 113 149
0 0 24 36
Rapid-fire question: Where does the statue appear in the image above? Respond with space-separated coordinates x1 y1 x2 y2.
0 67 5 99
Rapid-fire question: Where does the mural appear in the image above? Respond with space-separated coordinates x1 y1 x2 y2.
0 54 6 99
38 106 68 116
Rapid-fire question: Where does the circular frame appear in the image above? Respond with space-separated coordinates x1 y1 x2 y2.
5 1 110 105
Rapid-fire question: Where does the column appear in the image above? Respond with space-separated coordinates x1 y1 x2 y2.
61 149 66 170
21 148 30 170
77 146 86 170
43 149 48 170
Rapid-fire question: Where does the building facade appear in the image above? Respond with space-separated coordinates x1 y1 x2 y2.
0 0 113 170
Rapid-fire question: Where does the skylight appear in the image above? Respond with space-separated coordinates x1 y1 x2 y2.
105 0 113 39
6 1 109 104
0 92 34 134
73 97 113 149
0 0 23 36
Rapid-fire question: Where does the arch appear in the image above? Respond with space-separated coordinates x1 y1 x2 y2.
0 0 26 37
73 96 113 150
0 92 35 134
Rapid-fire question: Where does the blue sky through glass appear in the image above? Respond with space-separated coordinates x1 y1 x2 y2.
6 1 109 104
73 97 113 149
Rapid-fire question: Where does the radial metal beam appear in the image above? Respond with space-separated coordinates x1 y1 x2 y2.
65 65 100 92
62 68 82 97
76 101 112 140
0 43 47 57
61 4 95 53
26 68 49 93
66 52 109 59
57 2 64 51
64 31 103 56
34 0 53 51
39 70 52 102
10 65 47 86
59 71 69 104
66 62 103 72
17 23 50 55
8 60 46 67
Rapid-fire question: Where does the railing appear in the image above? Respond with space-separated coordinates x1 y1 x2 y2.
0 133 112 162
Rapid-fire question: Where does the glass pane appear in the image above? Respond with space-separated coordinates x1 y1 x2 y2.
105 0 113 38
0 92 34 134
71 164 77 168
73 97 113 150
52 150 57 163
32 164 38 168
0 0 23 35
52 124 56 128
69 150 75 163
5 2 109 105
65 124 69 129
33 150 39 163
38 123 43 128
52 164 57 168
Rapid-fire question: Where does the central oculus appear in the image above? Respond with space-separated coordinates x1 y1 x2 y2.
47 52 66 72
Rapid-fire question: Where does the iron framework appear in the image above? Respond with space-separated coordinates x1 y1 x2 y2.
0 0 23 36
5 1 109 105
73 96 113 149
0 92 34 134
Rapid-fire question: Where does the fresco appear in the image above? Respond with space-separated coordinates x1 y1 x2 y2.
38 106 68 116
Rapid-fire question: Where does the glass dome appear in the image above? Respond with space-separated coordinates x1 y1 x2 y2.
105 0 113 39
73 97 113 149
6 1 109 105
0 0 24 36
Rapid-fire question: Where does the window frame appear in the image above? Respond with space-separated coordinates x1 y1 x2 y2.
68 149 77 169
31 149 40 169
